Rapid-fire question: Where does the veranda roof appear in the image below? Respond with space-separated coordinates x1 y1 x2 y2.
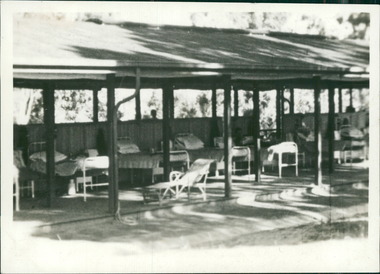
13 17 369 89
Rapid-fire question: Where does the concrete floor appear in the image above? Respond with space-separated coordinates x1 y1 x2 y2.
13 163 369 226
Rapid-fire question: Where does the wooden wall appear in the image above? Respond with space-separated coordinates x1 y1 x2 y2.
14 111 368 156
283 111 369 136
14 116 253 155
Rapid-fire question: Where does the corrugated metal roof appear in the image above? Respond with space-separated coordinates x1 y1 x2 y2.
13 17 369 83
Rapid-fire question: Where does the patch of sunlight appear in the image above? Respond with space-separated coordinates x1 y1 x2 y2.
231 174 256 181
60 194 82 199
119 191 144 201
172 206 226 220
143 211 156 220
250 185 275 189
311 186 339 197
138 46 206 64
188 71 221 76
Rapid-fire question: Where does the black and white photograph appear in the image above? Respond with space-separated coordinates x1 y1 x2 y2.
1 2 379 273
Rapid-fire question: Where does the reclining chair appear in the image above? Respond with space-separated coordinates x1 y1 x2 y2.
143 159 214 205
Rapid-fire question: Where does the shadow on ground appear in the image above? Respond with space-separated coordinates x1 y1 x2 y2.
28 180 368 252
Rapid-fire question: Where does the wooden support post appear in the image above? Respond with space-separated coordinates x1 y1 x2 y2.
289 88 295 115
162 83 172 181
223 77 232 198
281 88 286 140
234 88 239 117
93 89 99 123
253 88 261 183
212 87 217 118
349 88 353 109
135 68 141 120
338 88 343 113
210 86 219 147
43 82 56 207
168 86 175 119
107 74 118 214
328 87 335 174
313 77 322 186
276 88 282 141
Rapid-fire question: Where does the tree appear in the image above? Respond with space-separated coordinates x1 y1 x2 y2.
54 90 93 123
178 101 197 118
190 11 369 40
13 88 40 124
347 13 370 39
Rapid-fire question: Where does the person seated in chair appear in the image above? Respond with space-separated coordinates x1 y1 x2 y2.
340 118 364 141
294 117 314 143
233 127 243 146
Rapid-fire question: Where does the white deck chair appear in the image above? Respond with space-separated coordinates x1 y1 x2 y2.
151 150 190 183
143 159 214 205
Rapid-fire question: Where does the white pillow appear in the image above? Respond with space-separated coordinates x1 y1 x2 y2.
242 136 254 145
117 139 140 154
29 151 67 163
175 134 204 150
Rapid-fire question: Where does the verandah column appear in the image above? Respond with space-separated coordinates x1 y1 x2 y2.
328 86 335 174
162 82 172 181
210 85 219 147
43 81 56 207
93 89 99 122
107 74 118 214
289 87 295 115
223 76 232 198
313 76 322 186
233 87 239 118
276 88 283 141
253 88 261 183
212 85 217 119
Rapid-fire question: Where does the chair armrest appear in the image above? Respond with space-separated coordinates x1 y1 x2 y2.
169 171 183 182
